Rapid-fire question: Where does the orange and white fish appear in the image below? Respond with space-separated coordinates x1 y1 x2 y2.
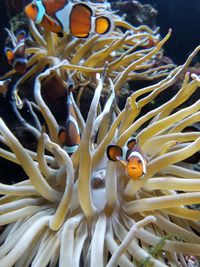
58 92 80 155
107 138 147 181
4 30 27 73
25 0 113 38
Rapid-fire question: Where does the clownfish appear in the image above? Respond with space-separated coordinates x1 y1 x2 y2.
107 138 147 181
4 30 27 73
58 92 81 155
25 0 113 38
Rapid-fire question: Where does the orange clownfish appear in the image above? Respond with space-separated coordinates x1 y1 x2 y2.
58 92 81 155
4 30 27 73
107 138 147 181
25 0 113 38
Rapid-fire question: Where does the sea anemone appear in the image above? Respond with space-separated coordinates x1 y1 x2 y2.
1 2 173 98
0 1 200 266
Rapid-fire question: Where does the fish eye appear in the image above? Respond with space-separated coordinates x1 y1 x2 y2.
31 3 36 8
137 159 142 163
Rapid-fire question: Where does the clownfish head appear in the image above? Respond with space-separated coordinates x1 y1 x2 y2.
25 2 39 21
25 1 63 36
25 1 46 24
58 92 81 156
107 138 147 181
58 127 80 156
126 151 147 181
4 47 14 65
4 29 27 73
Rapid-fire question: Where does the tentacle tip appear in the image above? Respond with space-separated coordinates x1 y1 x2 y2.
191 73 198 80
148 215 157 223
43 133 49 142
96 73 101 80
49 219 60 231
168 28 172 34
125 30 131 36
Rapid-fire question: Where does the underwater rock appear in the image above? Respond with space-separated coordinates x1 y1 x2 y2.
111 0 158 29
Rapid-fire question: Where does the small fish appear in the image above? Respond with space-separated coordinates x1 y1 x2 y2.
107 138 147 181
4 30 27 73
58 92 80 155
25 0 113 38
0 79 11 97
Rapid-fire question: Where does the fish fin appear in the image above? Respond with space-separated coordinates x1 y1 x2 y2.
57 31 64 38
41 14 63 34
127 138 137 150
107 145 123 162
95 15 113 35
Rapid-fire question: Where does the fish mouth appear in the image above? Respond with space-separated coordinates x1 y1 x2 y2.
130 167 137 170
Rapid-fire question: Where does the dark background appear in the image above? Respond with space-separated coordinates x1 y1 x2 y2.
138 0 200 64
